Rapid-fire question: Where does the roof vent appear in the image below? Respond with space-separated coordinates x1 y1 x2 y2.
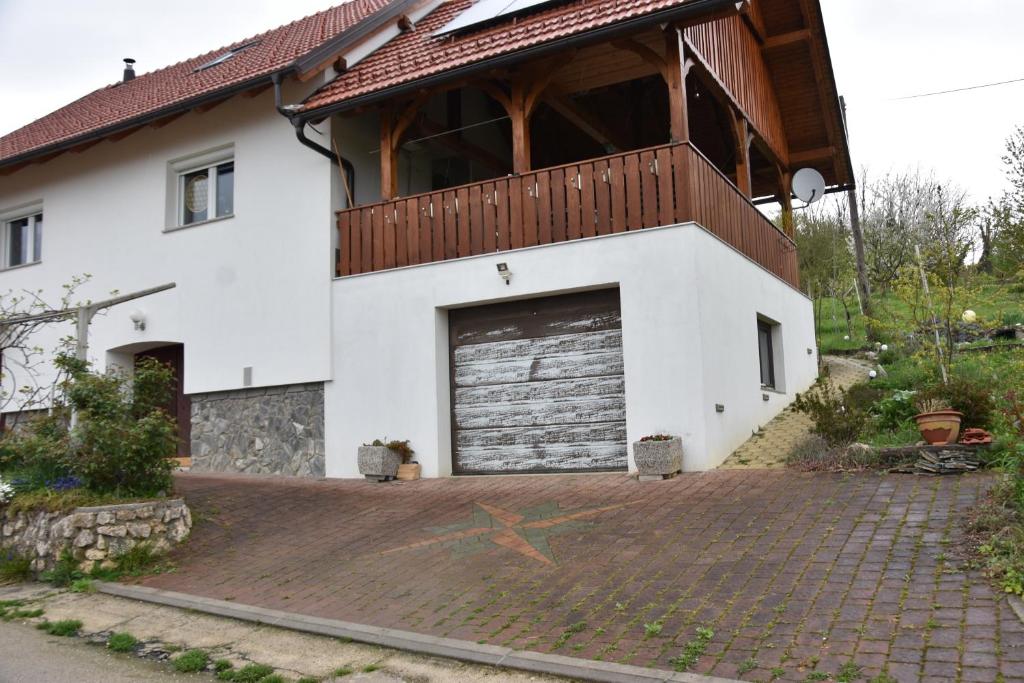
123 58 136 82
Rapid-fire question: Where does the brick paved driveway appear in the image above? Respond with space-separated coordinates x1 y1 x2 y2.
141 471 1024 682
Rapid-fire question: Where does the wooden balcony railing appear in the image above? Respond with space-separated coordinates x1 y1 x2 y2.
336 141 799 288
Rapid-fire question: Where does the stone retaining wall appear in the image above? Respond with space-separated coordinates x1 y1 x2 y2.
1 499 191 573
189 382 325 477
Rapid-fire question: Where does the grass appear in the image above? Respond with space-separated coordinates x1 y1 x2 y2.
36 619 82 636
216 663 275 682
362 663 382 673
668 626 714 672
0 553 33 583
552 621 587 649
1 488 157 515
332 666 354 676
835 661 863 682
738 658 758 674
173 649 210 673
643 620 663 638
814 281 1024 354
0 599 44 622
107 632 139 652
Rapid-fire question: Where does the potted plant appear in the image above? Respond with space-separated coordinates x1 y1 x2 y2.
913 399 963 446
633 434 683 481
391 441 421 481
358 439 412 482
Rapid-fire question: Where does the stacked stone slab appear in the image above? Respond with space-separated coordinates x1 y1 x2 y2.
1 499 191 573
189 382 325 477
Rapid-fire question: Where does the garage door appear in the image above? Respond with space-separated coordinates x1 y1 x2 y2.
449 289 627 474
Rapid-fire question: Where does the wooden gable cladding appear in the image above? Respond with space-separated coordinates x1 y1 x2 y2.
683 13 788 165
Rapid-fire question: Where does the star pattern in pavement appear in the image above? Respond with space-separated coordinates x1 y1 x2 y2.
380 500 631 565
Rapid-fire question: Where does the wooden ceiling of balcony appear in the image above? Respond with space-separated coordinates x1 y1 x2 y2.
543 0 853 190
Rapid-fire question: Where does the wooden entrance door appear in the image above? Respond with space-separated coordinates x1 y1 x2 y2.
135 344 190 458
449 289 627 474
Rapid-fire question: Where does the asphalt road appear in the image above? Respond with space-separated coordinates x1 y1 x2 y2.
0 620 212 683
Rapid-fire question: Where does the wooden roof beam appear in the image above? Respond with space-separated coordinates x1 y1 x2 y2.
763 29 812 51
541 91 628 153
790 146 836 165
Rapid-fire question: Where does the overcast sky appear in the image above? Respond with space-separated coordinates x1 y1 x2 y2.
1 0 1022 202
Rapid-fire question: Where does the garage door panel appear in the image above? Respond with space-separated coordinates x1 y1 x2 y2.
454 350 624 387
457 422 626 448
450 289 627 474
455 376 625 407
456 443 628 473
454 397 625 429
454 329 622 365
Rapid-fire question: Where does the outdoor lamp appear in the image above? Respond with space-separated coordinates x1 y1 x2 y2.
496 262 512 285
129 309 146 331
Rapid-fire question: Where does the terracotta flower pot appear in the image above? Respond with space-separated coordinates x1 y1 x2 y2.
397 463 421 481
913 410 963 446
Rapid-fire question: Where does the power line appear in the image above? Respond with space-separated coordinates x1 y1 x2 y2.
891 76 1024 101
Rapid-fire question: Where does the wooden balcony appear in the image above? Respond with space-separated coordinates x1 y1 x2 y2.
336 141 799 289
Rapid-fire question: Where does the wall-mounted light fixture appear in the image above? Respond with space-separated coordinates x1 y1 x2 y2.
496 262 512 285
129 309 146 331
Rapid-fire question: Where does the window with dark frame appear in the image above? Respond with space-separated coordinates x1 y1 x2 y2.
757 320 776 389
3 212 42 268
179 160 233 227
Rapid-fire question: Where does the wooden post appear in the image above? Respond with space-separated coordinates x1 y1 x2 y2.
778 167 794 238
664 28 691 144
733 112 752 197
380 109 398 201
509 81 532 174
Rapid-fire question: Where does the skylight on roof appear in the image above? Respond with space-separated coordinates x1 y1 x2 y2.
194 41 261 72
433 0 565 37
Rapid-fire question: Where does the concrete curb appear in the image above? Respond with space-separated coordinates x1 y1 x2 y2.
1008 596 1024 625
96 582 741 683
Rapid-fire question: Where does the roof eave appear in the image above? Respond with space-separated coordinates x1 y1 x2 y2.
296 0 745 122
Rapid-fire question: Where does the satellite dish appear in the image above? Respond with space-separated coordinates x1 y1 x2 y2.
792 168 826 204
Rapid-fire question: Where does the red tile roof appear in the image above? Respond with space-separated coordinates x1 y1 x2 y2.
0 0 389 165
303 0 696 111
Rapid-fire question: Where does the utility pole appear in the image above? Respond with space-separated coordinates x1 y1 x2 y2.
841 97 873 338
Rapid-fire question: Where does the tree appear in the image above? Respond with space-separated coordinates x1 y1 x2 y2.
795 197 857 337
989 126 1024 276
0 277 88 419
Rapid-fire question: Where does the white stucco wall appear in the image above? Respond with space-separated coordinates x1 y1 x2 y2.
325 223 818 478
0 81 335 406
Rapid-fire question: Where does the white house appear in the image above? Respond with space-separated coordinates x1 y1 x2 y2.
0 0 853 478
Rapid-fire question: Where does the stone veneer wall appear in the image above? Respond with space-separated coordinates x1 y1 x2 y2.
189 382 325 477
1 499 192 573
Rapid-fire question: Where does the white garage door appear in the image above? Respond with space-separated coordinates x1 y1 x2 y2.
449 289 627 474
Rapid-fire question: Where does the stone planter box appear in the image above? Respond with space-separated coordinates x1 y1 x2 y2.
358 445 402 481
633 437 683 481
1 498 192 574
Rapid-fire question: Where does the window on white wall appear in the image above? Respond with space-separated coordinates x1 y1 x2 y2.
167 145 234 229
179 160 233 226
757 319 777 389
2 211 42 269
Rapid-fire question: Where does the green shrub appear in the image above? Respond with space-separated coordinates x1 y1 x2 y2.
845 383 886 414
65 356 176 496
37 619 82 636
113 543 161 575
792 381 867 447
871 389 919 431
0 552 32 583
173 649 210 673
42 550 84 588
107 632 138 652
918 375 996 428
214 659 234 673
218 663 275 682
